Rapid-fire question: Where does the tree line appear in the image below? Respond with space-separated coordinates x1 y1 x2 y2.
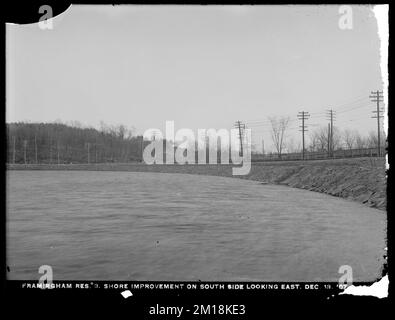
6 121 243 164
6 120 387 164
6 122 145 164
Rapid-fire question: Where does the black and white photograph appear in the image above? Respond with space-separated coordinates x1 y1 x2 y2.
4 3 389 304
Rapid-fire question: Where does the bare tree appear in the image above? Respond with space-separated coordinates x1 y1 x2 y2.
343 129 357 150
268 116 290 158
309 127 328 152
367 130 386 149
286 137 300 153
126 126 136 140
308 125 342 152
355 132 368 149
100 121 109 134
308 131 320 152
330 126 342 150
117 124 127 140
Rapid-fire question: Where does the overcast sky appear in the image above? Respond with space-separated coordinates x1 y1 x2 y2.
6 5 384 151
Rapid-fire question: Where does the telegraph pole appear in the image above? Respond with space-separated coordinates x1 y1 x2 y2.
34 134 38 164
234 121 245 157
327 123 331 157
326 109 336 157
23 140 27 164
87 142 90 164
370 90 384 156
13 136 16 164
57 141 60 165
297 111 309 160
49 139 52 164
95 137 98 163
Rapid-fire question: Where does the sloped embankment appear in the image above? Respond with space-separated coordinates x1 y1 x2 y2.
244 158 387 211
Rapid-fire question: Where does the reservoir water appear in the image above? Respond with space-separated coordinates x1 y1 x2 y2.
6 170 386 281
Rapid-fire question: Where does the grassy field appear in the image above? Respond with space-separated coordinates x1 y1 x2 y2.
7 157 387 210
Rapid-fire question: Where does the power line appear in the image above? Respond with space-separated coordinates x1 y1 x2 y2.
334 115 373 124
240 91 383 155
245 118 298 127
306 94 370 114
334 96 371 110
243 94 371 126
336 104 371 114
244 117 299 125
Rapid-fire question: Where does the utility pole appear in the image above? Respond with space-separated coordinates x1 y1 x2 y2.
34 134 38 164
87 142 90 164
23 140 27 164
297 111 310 160
95 137 98 163
370 90 384 156
326 109 336 157
13 136 16 164
327 123 331 157
234 121 245 157
57 141 60 165
49 139 52 164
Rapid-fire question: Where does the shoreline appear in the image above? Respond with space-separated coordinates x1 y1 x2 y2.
7 157 387 211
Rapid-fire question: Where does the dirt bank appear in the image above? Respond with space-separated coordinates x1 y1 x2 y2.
7 157 387 211
247 158 387 211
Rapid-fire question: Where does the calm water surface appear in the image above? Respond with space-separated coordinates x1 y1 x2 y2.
7 170 386 281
